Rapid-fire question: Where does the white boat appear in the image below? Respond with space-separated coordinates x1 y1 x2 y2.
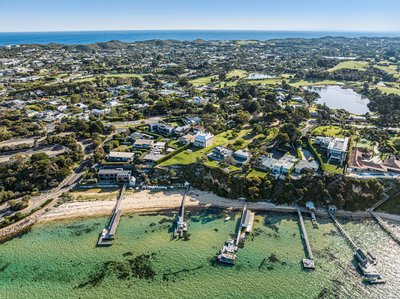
224 216 231 221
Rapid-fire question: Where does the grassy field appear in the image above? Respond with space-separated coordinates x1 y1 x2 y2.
312 125 348 138
190 75 219 86
246 169 268 179
289 79 339 87
246 77 282 85
328 61 369 72
356 138 373 150
103 73 143 79
374 62 400 78
374 83 400 95
226 69 248 79
323 163 343 174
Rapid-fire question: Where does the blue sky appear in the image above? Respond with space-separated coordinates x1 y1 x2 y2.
1 0 400 32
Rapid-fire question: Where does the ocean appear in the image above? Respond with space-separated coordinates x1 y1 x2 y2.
0 209 399 298
0 30 399 46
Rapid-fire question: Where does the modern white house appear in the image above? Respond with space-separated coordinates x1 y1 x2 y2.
107 151 135 163
257 154 298 176
314 136 349 165
194 132 214 148
294 160 319 174
98 168 135 186
133 139 154 149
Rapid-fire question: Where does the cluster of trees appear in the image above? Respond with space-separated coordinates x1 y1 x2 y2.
56 119 105 138
0 109 43 141
179 164 385 211
0 134 84 203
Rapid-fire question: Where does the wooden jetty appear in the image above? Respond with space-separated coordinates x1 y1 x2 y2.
369 210 400 245
217 203 254 264
173 183 190 238
97 184 126 246
297 210 315 269
329 211 385 283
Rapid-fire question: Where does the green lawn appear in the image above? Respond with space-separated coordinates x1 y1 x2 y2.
103 73 143 79
356 138 373 150
246 169 268 179
323 163 343 174
289 79 338 87
374 83 400 95
246 77 282 85
312 125 348 138
226 70 248 79
328 61 369 72
190 75 219 86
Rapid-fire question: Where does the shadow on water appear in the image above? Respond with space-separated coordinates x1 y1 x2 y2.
189 208 224 224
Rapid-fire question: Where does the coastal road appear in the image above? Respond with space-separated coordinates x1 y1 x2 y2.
0 158 89 221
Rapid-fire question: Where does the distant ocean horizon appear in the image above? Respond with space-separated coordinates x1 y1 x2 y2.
0 30 399 46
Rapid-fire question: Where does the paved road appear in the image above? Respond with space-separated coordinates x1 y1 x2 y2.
0 144 67 163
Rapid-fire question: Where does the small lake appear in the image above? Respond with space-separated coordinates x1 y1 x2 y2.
308 85 370 115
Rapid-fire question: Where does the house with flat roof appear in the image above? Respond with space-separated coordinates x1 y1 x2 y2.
294 159 319 174
133 139 154 150
107 151 135 163
98 168 135 186
149 123 174 136
207 146 233 162
194 132 214 148
257 154 298 176
314 136 349 165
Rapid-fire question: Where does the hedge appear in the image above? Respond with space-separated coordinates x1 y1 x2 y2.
307 137 325 172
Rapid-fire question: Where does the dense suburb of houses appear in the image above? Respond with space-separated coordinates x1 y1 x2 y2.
1 39 400 197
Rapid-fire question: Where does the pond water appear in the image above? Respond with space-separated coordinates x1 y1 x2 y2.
0 210 399 298
309 85 370 115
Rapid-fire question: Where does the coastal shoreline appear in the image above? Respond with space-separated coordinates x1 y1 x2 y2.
37 188 400 224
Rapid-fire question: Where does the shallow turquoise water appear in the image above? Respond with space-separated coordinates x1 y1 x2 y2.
0 210 398 298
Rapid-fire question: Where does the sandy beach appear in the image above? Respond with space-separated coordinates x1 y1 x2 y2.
39 188 400 223
39 188 294 222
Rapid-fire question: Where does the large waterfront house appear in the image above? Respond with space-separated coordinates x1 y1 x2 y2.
107 151 135 163
207 146 233 162
194 132 214 148
98 168 135 186
294 159 319 174
257 154 298 176
348 148 400 174
133 139 154 150
314 136 349 165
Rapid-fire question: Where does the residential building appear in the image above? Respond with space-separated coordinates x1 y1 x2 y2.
257 154 298 176
178 134 195 145
98 168 135 186
294 159 319 174
133 139 154 149
314 136 349 165
348 148 400 174
194 132 214 148
207 146 233 162
174 124 191 136
107 151 135 163
149 123 174 136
